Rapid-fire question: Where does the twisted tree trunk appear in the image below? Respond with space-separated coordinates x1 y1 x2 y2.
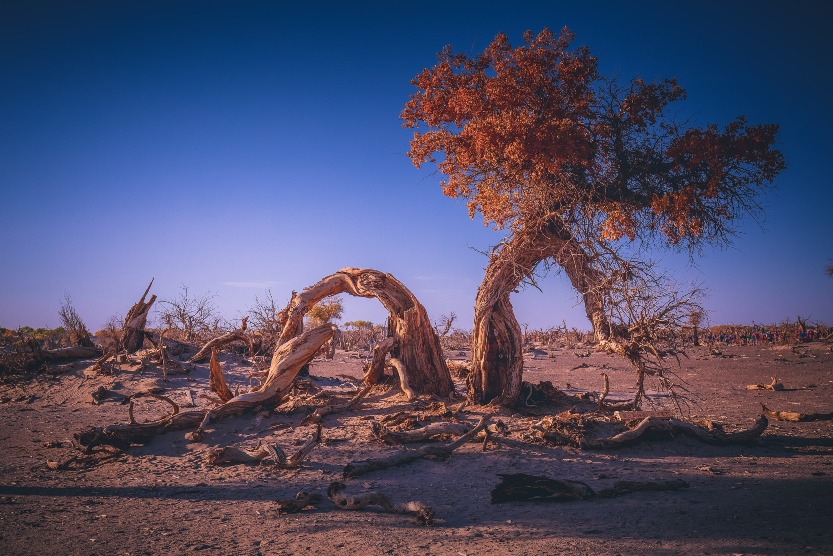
470 219 616 405
278 268 453 398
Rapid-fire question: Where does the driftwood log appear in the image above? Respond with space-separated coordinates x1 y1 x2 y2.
75 324 335 449
278 268 453 398
208 425 321 466
327 481 434 525
761 403 833 422
491 473 689 503
586 414 769 449
343 416 489 478
372 421 470 444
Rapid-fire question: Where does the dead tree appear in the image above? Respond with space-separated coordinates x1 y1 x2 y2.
75 324 335 449
191 317 252 362
277 268 453 398
121 279 157 353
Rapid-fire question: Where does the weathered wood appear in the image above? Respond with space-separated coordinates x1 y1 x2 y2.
327 481 434 525
278 268 453 398
746 376 785 391
598 372 636 411
209 349 233 403
372 420 470 444
208 425 321 467
121 279 157 353
761 403 833 422
343 416 489 478
301 384 372 425
191 321 252 362
75 324 335 449
586 414 769 449
363 337 396 386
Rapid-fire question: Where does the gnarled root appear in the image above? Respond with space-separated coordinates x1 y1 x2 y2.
327 482 434 525
344 416 490 478
209 425 321 467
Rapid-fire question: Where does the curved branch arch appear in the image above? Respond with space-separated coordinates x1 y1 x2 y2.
278 268 453 398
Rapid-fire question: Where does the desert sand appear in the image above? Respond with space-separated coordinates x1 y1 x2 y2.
1 341 832 555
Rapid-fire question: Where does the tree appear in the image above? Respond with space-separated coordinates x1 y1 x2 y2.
403 28 784 405
826 260 833 277
306 295 345 327
158 285 219 343
58 292 94 348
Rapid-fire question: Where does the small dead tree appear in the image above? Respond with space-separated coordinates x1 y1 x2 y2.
58 293 94 348
158 285 218 343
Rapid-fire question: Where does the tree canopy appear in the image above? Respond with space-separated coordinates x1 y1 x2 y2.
402 27 785 247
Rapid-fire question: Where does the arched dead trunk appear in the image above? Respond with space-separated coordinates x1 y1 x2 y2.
278 268 453 398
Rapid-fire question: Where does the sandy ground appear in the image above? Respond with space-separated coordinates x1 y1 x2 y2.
1 342 832 555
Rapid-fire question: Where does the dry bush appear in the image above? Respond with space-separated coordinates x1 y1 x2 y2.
58 293 94 347
157 286 221 343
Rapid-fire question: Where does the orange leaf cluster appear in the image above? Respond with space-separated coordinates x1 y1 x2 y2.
403 28 785 246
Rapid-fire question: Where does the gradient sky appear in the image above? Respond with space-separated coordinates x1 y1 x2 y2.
1 0 831 332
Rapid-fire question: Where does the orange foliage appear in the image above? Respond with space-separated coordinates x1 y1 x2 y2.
403 28 785 245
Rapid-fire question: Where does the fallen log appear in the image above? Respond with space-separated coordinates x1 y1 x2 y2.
191 318 252 362
372 420 470 444
586 414 768 449
761 403 833 422
327 481 434 525
208 425 321 467
301 384 372 425
75 324 335 449
746 376 784 391
343 415 489 478
491 473 688 503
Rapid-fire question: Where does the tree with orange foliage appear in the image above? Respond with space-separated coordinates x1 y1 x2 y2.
403 28 785 405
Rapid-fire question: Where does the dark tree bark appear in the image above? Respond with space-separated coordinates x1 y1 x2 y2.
278 268 453 398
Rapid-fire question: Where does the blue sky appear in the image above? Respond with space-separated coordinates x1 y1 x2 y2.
1 0 831 331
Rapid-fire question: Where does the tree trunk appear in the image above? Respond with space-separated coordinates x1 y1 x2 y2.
278 268 453 398
121 279 157 353
469 219 620 406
